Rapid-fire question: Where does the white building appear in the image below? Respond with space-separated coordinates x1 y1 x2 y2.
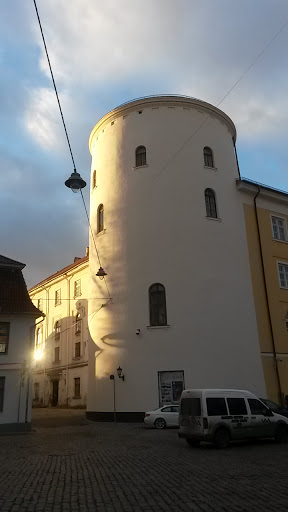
87 95 266 421
0 255 42 431
29 253 89 408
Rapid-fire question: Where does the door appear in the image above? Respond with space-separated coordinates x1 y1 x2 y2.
247 398 274 438
52 380 59 407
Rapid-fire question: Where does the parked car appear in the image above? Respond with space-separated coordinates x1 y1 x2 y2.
144 405 179 429
178 389 288 448
260 398 288 418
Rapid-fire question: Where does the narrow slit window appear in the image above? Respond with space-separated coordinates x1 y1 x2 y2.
97 204 104 233
92 170 96 189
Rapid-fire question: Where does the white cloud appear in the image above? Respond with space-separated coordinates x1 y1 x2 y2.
24 87 71 150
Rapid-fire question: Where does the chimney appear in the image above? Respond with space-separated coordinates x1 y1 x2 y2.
74 257 81 263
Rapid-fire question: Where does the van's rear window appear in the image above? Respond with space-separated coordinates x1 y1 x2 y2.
206 398 228 416
181 398 201 416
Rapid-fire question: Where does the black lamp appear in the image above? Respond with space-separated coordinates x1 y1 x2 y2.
65 170 86 193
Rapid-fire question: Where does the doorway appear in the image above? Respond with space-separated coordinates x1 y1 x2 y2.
51 380 59 407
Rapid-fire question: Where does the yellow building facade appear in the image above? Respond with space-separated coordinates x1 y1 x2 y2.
238 179 288 405
29 252 89 408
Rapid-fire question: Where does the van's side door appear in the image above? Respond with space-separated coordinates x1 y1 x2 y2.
226 397 251 439
247 398 274 438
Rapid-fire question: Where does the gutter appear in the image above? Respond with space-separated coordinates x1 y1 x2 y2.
253 186 283 405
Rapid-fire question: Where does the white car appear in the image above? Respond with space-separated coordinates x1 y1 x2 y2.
144 405 179 429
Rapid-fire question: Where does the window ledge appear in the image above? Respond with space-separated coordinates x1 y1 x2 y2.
272 238 288 244
147 325 170 330
205 216 222 222
74 294 82 299
75 331 81 336
73 356 82 360
133 164 149 170
73 396 81 400
96 229 106 236
203 165 218 171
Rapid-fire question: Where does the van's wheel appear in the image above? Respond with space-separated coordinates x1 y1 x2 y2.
275 424 288 443
214 428 230 449
186 439 200 447
154 418 166 429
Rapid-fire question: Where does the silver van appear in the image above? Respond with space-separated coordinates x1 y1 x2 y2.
178 389 288 448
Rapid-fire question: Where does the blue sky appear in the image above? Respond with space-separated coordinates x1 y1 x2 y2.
1 0 288 287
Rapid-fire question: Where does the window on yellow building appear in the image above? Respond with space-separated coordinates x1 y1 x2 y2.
54 347 60 362
74 279 81 297
55 320 61 340
278 263 288 288
55 289 61 306
92 170 96 189
36 325 43 346
75 313 81 334
75 342 81 358
272 216 287 241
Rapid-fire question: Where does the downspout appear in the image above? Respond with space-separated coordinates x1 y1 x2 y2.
253 186 283 404
232 137 241 179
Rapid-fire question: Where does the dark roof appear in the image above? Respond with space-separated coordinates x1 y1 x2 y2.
0 265 42 316
29 255 89 291
0 255 25 269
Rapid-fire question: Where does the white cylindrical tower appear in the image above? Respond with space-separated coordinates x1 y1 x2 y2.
87 95 265 420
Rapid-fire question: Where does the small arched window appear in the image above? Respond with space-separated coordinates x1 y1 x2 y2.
55 320 60 340
205 188 218 218
75 313 81 334
92 170 96 189
36 326 43 346
135 146 147 167
97 204 104 233
149 283 167 326
203 147 214 168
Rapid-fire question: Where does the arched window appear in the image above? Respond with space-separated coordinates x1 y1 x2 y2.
135 146 147 167
203 147 214 168
97 204 104 233
36 326 43 346
92 170 96 189
55 320 60 340
149 283 167 326
205 188 217 218
75 313 81 334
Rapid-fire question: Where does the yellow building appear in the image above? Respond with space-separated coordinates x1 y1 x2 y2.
238 179 288 405
29 251 89 408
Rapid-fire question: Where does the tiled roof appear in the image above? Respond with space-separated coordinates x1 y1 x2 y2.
29 255 89 291
0 266 42 316
0 255 25 269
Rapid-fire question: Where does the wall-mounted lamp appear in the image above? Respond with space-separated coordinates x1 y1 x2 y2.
136 329 140 336
117 366 125 381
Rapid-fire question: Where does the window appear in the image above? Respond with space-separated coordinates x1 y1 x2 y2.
74 279 81 297
0 377 5 412
55 320 60 340
55 289 61 306
206 397 228 416
205 188 217 218
92 170 96 189
286 313 288 333
278 263 288 288
54 347 60 363
0 322 10 354
75 313 81 334
227 398 247 415
97 204 104 233
74 377 80 398
135 146 147 167
149 283 167 326
272 216 286 241
203 146 214 168
75 342 81 358
34 382 39 401
36 325 43 346
37 298 43 312
248 398 268 415
180 398 201 416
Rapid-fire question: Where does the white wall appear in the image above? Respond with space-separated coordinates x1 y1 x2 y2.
0 315 34 426
87 96 266 414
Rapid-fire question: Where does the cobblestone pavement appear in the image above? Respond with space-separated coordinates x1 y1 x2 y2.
0 409 287 512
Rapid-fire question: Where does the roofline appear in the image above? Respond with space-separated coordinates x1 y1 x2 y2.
29 255 89 293
89 95 237 153
236 178 288 203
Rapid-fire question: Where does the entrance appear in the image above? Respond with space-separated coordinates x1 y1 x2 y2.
52 380 59 407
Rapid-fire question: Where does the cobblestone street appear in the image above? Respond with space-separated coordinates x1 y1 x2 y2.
0 409 287 512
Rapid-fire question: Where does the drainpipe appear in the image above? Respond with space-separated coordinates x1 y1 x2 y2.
253 186 283 405
232 137 241 179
